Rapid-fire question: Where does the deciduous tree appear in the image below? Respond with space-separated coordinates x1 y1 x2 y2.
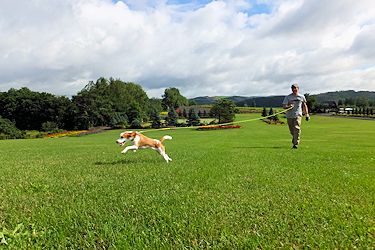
210 99 236 124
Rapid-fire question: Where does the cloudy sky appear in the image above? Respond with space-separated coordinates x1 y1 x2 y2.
1 0 374 98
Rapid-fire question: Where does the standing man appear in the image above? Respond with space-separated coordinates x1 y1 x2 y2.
282 83 310 149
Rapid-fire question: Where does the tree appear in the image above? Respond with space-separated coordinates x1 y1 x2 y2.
188 99 197 106
262 107 267 117
268 107 277 121
109 113 128 128
165 109 178 126
182 109 187 118
162 87 188 110
356 97 369 108
150 109 162 128
130 119 142 129
187 108 200 126
268 108 274 116
304 93 317 112
41 121 60 133
108 78 149 121
0 87 73 130
126 102 142 124
149 98 163 113
72 78 150 129
344 98 355 106
0 116 24 139
210 99 236 124
72 78 113 128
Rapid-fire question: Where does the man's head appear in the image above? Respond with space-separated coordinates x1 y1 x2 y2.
291 83 299 95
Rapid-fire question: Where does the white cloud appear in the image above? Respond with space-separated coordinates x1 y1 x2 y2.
0 0 374 98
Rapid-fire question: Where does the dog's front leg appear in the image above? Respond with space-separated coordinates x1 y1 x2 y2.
121 145 138 154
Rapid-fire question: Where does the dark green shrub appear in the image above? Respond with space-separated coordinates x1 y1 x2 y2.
130 119 142 129
41 121 61 133
0 116 24 139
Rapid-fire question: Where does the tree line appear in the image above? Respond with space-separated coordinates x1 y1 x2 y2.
0 77 237 139
304 94 374 113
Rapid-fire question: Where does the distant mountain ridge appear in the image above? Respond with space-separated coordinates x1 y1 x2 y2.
190 90 375 107
191 96 251 104
314 90 375 103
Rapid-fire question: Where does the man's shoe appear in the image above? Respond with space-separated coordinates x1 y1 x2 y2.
292 145 298 149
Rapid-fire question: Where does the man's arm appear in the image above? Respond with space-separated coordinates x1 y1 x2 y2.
283 103 293 109
303 102 310 120
282 96 293 109
303 102 309 115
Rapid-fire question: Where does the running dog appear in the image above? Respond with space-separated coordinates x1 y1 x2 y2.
116 131 172 163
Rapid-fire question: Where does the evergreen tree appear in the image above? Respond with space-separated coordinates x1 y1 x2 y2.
269 108 277 121
262 107 267 117
268 108 274 116
126 102 142 124
166 109 178 126
182 109 187 118
187 108 201 126
109 112 128 128
150 109 162 128
130 119 142 129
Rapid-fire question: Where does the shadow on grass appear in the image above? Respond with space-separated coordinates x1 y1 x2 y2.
234 146 285 149
95 158 161 166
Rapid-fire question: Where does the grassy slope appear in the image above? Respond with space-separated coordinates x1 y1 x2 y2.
0 115 374 248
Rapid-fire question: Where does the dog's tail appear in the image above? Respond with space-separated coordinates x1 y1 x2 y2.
160 135 172 143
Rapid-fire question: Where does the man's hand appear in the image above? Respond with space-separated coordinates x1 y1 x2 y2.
283 103 294 109
305 114 310 121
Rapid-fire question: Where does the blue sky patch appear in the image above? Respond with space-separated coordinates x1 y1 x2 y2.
112 0 272 15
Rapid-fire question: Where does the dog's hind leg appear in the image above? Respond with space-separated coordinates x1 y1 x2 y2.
157 147 170 163
162 153 171 163
165 153 172 162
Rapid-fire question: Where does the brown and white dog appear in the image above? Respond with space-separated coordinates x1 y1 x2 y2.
116 131 173 163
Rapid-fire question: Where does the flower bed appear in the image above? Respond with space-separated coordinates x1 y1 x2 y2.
197 125 241 130
45 130 89 138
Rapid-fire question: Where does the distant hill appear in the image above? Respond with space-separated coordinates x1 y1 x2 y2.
313 90 375 103
236 96 285 107
190 90 375 107
191 96 250 105
191 95 285 107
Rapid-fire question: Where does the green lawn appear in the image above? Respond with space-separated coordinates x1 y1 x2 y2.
0 114 374 248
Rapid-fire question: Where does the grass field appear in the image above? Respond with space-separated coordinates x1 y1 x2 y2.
1 114 374 249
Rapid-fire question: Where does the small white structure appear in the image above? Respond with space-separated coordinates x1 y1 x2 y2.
339 107 354 114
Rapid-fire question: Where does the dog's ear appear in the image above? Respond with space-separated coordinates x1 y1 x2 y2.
131 131 137 138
